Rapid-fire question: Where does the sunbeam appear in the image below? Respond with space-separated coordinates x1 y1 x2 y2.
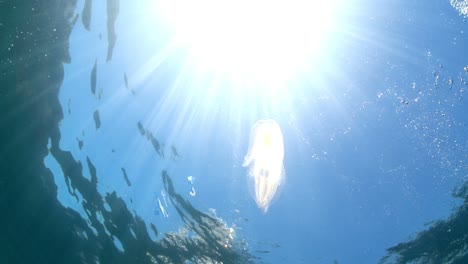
158 0 344 83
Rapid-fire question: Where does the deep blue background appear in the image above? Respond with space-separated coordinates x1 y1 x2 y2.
45 0 468 263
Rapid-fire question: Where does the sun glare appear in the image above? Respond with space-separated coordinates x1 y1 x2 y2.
159 0 341 81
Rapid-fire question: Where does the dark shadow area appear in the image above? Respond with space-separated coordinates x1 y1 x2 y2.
380 182 468 263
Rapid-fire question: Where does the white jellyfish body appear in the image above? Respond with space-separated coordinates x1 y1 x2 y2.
243 119 285 213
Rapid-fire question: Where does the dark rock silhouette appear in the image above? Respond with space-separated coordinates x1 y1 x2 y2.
380 182 468 263
81 0 92 30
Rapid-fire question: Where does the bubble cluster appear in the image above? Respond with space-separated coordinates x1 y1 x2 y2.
450 0 468 17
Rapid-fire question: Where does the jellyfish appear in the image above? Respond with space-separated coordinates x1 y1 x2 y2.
243 119 285 213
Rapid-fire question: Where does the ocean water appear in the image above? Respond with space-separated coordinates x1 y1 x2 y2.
1 0 467 263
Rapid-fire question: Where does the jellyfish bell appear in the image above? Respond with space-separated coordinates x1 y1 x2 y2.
243 119 285 213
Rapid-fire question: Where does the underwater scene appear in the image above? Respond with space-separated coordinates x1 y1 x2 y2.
1 0 467 263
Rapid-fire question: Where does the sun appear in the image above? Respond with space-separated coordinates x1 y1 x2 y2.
159 0 342 82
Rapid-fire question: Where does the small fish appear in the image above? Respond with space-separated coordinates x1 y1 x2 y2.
67 98 71 114
93 110 101 130
76 138 84 150
91 59 97 94
149 133 164 157
124 73 128 89
171 145 180 159
121 168 131 186
137 121 145 135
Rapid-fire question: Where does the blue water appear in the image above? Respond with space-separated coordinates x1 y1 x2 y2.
2 0 467 263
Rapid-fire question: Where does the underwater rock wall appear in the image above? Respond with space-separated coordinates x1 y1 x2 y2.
0 1 86 263
380 182 468 264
